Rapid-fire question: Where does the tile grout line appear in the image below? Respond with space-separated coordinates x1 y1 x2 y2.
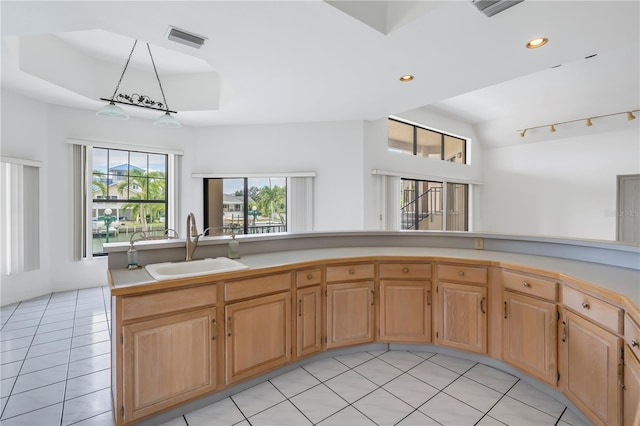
59 289 81 426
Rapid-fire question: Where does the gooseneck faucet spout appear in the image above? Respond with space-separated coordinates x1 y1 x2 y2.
186 213 200 261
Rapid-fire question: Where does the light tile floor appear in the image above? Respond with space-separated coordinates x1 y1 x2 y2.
0 288 589 426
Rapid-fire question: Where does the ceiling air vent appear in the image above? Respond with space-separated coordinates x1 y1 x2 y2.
471 0 524 17
166 26 207 49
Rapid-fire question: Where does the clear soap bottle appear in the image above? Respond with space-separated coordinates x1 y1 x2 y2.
228 233 240 259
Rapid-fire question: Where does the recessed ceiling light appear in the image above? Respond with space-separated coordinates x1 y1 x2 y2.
399 75 414 82
526 37 548 49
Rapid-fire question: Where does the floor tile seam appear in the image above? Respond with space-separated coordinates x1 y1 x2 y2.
23 344 71 361
0 399 63 421
440 385 498 416
303 377 358 408
70 337 110 349
2 312 46 323
64 409 112 426
475 379 523 424
462 371 516 394
228 393 251 425
382 371 441 402
326 364 379 389
499 393 564 422
0 292 59 419
8 377 68 397
395 407 444 426
0 329 38 342
68 349 111 364
348 364 397 388
373 354 420 374
403 367 462 391
427 358 479 376
231 381 285 419
63 383 110 402
474 413 508 425
346 399 384 426
62 291 84 410
331 355 372 370
282 394 316 425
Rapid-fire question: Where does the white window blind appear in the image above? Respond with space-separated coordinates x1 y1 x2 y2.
1 158 40 275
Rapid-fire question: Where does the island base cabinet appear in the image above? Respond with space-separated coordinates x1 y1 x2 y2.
561 310 622 425
296 286 322 358
503 292 557 386
436 282 487 354
379 280 431 342
225 292 291 385
623 349 640 425
326 282 374 349
122 307 218 424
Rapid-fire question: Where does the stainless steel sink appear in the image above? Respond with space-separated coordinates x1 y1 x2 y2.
145 257 248 281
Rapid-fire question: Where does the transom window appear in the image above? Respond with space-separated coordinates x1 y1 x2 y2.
388 118 467 164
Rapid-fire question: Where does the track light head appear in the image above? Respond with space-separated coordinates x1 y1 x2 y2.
586 118 593 127
519 129 527 137
628 112 637 121
550 124 556 133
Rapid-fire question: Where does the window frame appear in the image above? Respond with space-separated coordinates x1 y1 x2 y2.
388 118 468 164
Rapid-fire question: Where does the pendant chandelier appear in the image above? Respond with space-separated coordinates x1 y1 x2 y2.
96 40 181 128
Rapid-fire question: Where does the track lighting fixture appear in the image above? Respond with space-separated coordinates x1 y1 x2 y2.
517 109 639 139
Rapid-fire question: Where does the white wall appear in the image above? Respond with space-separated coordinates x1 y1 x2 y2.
362 108 484 230
186 121 365 231
480 127 640 240
1 90 194 304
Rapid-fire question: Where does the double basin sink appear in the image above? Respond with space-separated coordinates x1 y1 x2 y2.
145 257 249 281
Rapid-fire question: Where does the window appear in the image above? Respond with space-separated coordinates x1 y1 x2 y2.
203 177 287 235
388 118 467 164
1 158 40 275
81 147 168 256
401 178 468 231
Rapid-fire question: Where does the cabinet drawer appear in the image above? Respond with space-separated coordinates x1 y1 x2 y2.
379 263 431 280
224 273 292 301
437 264 487 285
326 264 374 282
503 270 557 301
122 285 217 321
296 268 322 288
562 286 622 333
625 314 640 361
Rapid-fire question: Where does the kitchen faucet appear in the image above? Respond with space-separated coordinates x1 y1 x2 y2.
185 213 200 261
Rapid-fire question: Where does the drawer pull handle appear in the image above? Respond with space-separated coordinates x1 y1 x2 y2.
480 297 486 314
561 321 566 342
298 299 302 317
523 282 530 287
211 319 218 341
349 269 355 275
581 302 590 309
307 273 313 280
458 271 465 277
403 267 409 273
504 301 507 319
227 317 232 337
632 340 639 348
427 290 431 306
371 290 375 306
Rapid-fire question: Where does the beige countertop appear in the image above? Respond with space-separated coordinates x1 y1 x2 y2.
109 246 639 306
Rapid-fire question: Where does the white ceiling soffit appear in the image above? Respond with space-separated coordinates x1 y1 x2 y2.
324 1 444 34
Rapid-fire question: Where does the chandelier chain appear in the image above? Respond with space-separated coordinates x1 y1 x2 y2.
147 42 170 111
110 40 138 101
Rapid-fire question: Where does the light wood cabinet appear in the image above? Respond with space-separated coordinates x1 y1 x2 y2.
503 291 557 386
623 345 640 426
225 292 291 384
296 285 322 357
379 280 431 342
122 307 218 423
561 310 623 425
326 281 374 349
436 282 487 354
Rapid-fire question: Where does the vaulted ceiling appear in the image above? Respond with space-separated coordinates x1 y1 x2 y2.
1 1 638 148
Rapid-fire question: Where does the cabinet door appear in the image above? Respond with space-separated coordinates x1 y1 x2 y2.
379 280 431 343
624 350 640 426
503 292 557 386
326 281 374 349
437 282 487 354
562 310 622 425
225 292 291 384
296 285 322 358
123 307 218 422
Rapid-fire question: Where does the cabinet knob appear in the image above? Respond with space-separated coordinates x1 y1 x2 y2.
581 302 590 309
458 271 465 277
307 273 313 280
402 267 409 273
349 269 355 275
632 340 639 348
523 282 530 287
